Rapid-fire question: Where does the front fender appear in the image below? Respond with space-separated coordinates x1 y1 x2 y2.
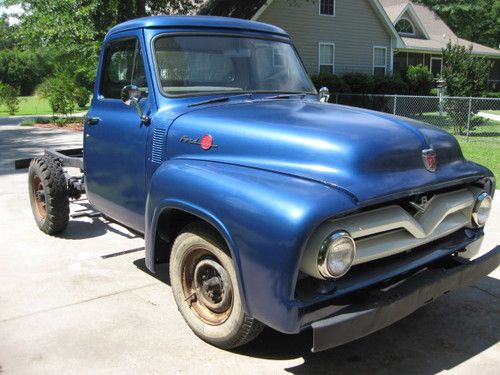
145 159 357 333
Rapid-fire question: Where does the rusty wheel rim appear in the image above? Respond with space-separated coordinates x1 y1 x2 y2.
181 248 233 325
32 175 46 219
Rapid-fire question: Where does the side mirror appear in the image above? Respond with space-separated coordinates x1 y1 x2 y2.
121 84 150 125
319 87 330 103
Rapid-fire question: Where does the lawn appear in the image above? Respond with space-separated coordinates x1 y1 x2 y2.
0 96 89 116
412 113 500 181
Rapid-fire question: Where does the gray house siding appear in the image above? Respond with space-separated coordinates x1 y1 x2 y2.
257 0 393 75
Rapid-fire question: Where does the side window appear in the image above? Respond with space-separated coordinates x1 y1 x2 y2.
101 38 148 99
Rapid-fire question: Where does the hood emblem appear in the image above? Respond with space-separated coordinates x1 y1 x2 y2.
180 134 218 150
409 195 430 213
421 148 437 172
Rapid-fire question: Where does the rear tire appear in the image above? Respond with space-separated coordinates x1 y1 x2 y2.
28 155 69 235
169 222 264 349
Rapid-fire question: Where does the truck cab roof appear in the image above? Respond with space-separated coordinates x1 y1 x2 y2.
107 15 288 38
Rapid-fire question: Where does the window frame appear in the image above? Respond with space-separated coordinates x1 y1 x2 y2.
430 56 443 76
395 17 415 36
319 0 336 17
373 46 387 76
99 36 149 100
318 42 335 74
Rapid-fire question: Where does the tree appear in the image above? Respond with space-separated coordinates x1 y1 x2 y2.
414 0 500 49
0 82 21 115
442 42 491 134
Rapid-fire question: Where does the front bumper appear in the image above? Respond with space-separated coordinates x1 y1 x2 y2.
311 245 499 352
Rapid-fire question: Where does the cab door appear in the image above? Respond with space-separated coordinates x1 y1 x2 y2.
84 31 153 232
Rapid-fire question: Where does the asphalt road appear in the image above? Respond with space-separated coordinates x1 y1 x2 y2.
0 122 499 374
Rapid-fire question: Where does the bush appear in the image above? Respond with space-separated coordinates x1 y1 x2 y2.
0 82 20 115
35 117 51 124
73 86 91 108
19 119 35 126
373 76 408 94
342 73 374 94
483 91 500 98
310 73 350 94
442 42 491 134
38 72 77 116
406 65 434 95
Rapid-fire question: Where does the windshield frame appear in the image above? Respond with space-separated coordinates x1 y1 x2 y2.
151 32 317 98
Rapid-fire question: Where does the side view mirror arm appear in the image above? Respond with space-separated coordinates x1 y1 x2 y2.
121 84 150 126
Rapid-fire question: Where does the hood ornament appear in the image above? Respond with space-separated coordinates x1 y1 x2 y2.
422 148 437 172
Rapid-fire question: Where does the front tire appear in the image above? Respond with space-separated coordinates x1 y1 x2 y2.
28 155 69 235
169 222 264 349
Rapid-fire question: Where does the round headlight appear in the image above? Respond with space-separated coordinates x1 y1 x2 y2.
318 231 356 279
472 192 492 227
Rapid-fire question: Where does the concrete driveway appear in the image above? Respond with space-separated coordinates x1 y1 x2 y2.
0 122 499 374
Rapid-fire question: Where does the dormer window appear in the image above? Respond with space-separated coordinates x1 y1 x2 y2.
395 18 415 35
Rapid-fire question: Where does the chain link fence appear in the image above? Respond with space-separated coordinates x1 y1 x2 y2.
333 94 500 142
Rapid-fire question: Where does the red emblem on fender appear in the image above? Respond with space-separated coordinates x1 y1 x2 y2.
422 148 437 172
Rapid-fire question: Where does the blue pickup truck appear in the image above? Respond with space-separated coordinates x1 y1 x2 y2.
27 16 499 352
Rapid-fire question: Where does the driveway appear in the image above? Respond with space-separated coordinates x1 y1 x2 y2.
0 122 499 374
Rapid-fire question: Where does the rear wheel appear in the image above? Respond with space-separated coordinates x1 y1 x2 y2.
169 222 264 349
28 155 69 235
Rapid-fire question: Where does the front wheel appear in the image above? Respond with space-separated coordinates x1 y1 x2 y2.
169 223 264 349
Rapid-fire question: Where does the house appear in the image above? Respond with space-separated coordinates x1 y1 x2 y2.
198 0 500 83
381 0 500 82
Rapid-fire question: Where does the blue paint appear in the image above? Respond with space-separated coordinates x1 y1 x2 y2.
85 16 494 334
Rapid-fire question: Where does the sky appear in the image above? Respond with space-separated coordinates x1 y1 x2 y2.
0 3 23 24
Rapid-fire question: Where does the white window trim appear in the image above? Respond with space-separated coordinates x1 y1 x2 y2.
430 56 443 75
373 46 387 75
395 17 415 36
319 0 336 17
318 42 335 74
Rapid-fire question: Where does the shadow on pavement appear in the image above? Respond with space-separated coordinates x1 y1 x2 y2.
233 276 500 374
0 125 82 176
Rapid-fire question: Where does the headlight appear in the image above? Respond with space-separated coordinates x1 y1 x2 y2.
471 192 492 227
318 231 356 278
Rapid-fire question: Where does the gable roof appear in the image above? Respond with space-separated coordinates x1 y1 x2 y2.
199 0 404 47
380 0 500 57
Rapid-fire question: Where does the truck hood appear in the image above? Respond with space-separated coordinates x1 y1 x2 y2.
166 99 489 203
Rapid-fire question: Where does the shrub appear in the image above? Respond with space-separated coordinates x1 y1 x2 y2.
342 73 374 94
0 82 20 115
442 42 491 134
19 119 35 126
38 72 77 116
373 76 409 94
74 86 91 108
54 117 67 127
310 73 350 94
34 117 51 124
406 65 434 95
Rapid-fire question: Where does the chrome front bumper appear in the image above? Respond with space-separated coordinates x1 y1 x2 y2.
310 245 499 352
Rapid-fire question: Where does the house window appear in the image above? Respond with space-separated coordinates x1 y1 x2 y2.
430 56 443 76
395 18 415 35
373 46 387 76
319 0 335 16
319 43 335 74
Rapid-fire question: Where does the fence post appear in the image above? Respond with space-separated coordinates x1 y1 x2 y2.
393 94 397 115
466 97 472 141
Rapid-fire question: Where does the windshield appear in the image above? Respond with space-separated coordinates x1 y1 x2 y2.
153 35 316 96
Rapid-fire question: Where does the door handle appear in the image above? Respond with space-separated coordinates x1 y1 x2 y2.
84 116 100 126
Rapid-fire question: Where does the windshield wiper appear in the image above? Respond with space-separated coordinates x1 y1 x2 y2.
188 96 230 107
188 93 252 107
263 93 308 100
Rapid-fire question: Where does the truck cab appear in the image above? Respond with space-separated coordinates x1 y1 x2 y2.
28 16 499 352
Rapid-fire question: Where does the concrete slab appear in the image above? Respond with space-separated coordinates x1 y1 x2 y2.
0 123 498 374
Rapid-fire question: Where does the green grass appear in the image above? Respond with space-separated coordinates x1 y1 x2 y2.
0 96 89 116
412 113 500 181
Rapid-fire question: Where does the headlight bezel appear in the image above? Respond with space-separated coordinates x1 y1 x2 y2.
317 230 356 279
471 192 492 227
